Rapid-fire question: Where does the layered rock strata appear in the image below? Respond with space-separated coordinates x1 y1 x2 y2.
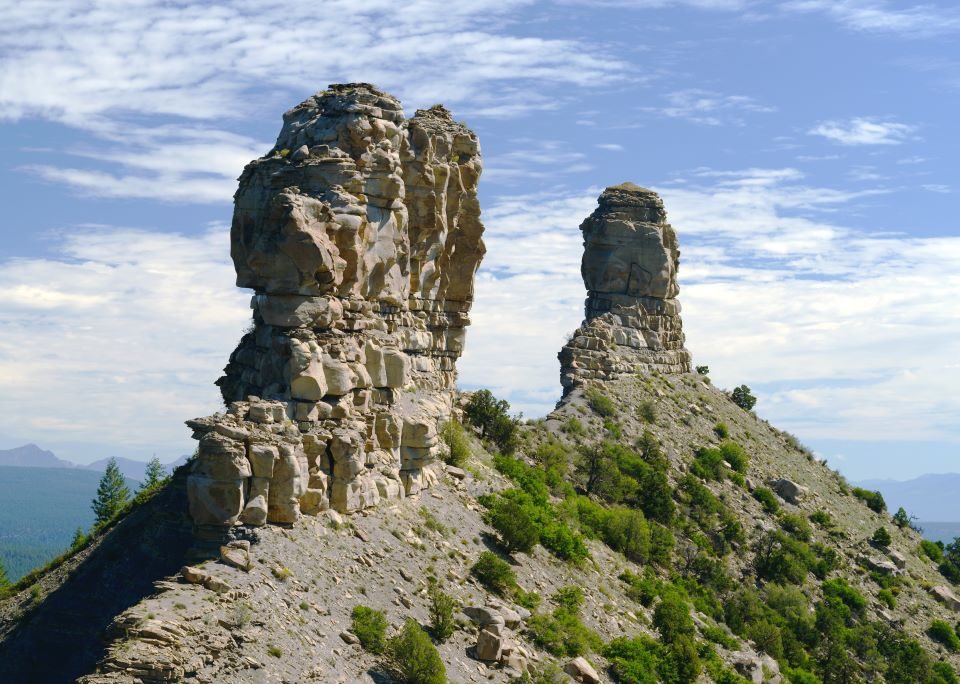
559 183 691 391
186 84 484 534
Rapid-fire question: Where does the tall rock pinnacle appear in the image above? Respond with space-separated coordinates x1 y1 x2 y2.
559 183 691 391
186 84 485 536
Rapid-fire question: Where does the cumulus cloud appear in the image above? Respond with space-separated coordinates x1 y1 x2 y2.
0 225 249 461
459 170 960 449
808 117 917 146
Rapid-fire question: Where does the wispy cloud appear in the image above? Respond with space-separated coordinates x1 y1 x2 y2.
460 170 960 449
642 88 775 126
0 0 626 202
0 224 249 461
808 117 917 145
784 0 960 37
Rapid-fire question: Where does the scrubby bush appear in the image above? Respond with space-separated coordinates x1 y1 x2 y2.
851 487 887 514
464 389 520 454
692 446 726 481
780 513 813 542
562 417 585 436
586 388 616 417
753 532 813 585
385 619 446 684
731 385 757 410
871 526 892 548
441 420 470 466
351 605 388 654
929 620 960 651
753 486 780 514
878 588 896 609
427 578 457 642
920 539 945 563
893 506 911 528
810 510 834 527
714 422 730 439
470 551 516 596
488 496 540 554
638 400 657 424
939 538 960 583
822 578 866 615
526 587 601 657
720 441 749 473
604 634 702 684
652 592 694 643
696 365 710 375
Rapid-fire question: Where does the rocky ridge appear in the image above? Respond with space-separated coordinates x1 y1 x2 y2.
188 84 485 541
559 183 691 391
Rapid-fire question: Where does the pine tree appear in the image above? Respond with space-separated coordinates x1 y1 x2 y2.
70 527 86 551
92 458 130 526
140 456 168 492
0 557 10 593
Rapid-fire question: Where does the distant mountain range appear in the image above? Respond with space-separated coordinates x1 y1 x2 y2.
0 444 188 482
856 472 960 523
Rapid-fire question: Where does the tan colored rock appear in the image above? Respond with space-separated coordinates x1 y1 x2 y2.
180 566 208 584
931 585 960 611
564 656 600 683
559 183 691 391
188 84 485 532
475 628 504 661
219 544 250 570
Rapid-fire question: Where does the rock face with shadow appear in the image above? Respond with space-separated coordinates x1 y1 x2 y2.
186 84 486 539
559 182 691 391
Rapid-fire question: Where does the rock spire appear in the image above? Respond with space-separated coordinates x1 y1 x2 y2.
559 183 691 390
186 84 485 535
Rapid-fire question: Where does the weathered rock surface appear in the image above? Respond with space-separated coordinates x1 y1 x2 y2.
559 183 691 391
186 84 485 533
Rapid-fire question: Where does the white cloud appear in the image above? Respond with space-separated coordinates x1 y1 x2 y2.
460 170 960 449
0 225 249 461
642 88 775 126
0 0 627 202
808 117 917 145
784 1 960 37
596 143 624 151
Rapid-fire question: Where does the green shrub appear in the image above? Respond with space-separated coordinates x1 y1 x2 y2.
351 605 388 654
871 526 892 548
809 510 833 527
932 662 960 684
526 587 601 657
782 667 822 684
427 579 457 642
892 506 911 528
620 569 662 607
878 588 896 609
604 418 623 439
753 486 780 514
488 496 540 554
939 538 960 583
692 446 726 481
562 417 585 436
471 551 516 596
720 441 749 473
920 539 944 563
822 578 866 614
586 388 616 417
702 624 739 649
746 619 784 660
754 532 813 585
780 514 813 542
385 619 446 684
464 389 520 454
929 620 960 651
731 385 757 410
851 487 887 514
652 593 694 643
638 400 657 424
441 420 470 466
714 422 730 439
266 644 283 657
696 365 710 375
604 636 661 684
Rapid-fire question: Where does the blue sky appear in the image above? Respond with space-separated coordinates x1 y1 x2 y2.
0 0 958 482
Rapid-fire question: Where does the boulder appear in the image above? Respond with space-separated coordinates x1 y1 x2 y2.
564 656 600 683
930 585 960 611
767 478 808 504
475 628 504 661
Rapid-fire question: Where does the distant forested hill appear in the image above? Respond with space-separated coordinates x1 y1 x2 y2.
0 467 104 581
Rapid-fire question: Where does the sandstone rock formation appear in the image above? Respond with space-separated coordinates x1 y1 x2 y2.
559 183 691 390
186 84 484 535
